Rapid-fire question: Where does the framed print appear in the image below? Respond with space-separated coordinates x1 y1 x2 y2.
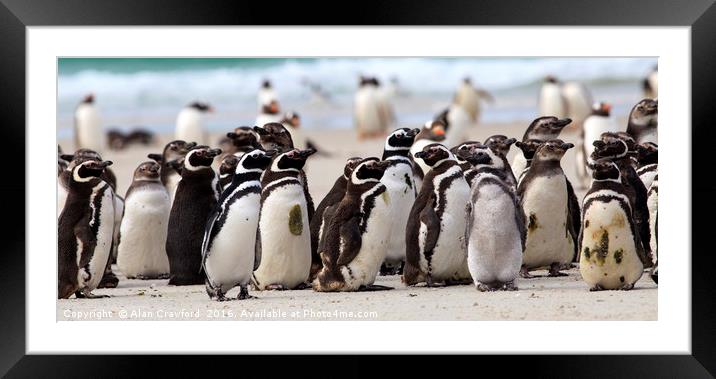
2 0 714 376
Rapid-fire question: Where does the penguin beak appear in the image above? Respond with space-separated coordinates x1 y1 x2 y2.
408 128 420 137
506 138 517 145
414 151 427 159
297 148 317 158
555 118 572 127
207 148 222 158
264 149 278 158
147 153 163 163
376 160 392 169
185 142 197 149
561 143 575 150
60 154 75 162
253 126 269 135
227 132 238 139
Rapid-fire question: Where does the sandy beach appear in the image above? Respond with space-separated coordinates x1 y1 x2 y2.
57 119 657 321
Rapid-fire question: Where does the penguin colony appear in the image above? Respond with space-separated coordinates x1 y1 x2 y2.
58 79 658 301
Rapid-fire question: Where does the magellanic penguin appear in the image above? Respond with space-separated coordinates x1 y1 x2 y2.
403 144 471 286
314 158 394 292
409 119 447 188
175 101 213 146
636 142 658 190
453 77 495 123
74 93 105 153
576 102 618 188
513 139 543 185
457 145 525 291
116 161 171 279
166 145 222 285
483 135 518 189
510 116 572 179
147 140 197 204
218 125 260 159
258 79 277 110
643 66 658 99
218 154 240 191
439 102 474 149
280 111 309 151
354 76 393 140
591 132 652 266
538 76 567 118
561 81 594 129
450 141 484 185
58 159 114 299
201 149 275 301
308 157 364 280
256 99 283 127
518 140 579 277
579 159 644 290
379 127 420 275
626 98 658 144
647 174 658 283
253 148 317 290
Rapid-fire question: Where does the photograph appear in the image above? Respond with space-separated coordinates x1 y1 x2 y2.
56 56 659 321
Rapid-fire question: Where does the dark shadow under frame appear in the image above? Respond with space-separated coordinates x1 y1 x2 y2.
0 0 714 376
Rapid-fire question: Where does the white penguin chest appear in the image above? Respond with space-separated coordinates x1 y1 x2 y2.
83 186 115 290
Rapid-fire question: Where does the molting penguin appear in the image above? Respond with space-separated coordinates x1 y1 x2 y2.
450 141 484 184
201 149 275 300
218 126 260 159
626 98 658 144
511 116 572 179
483 135 518 189
218 154 240 190
354 76 392 139
148 140 196 204
576 102 618 188
175 101 212 146
58 159 114 299
165 146 222 285
379 127 420 275
309 157 364 280
538 76 567 118
643 66 658 99
253 148 316 290
647 174 658 283
256 99 283 127
116 161 171 279
74 93 105 153
458 145 525 291
409 120 447 187
518 140 578 277
403 144 471 286
636 142 658 190
579 159 644 290
314 158 394 292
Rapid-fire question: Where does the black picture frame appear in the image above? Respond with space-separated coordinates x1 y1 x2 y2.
1 0 713 376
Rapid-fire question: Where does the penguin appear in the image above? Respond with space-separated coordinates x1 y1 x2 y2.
458 144 525 291
483 135 518 189
309 157 363 280
175 101 212 146
314 158 394 292
253 148 316 290
403 144 471 286
354 76 392 139
576 102 618 188
409 119 447 187
511 116 572 179
379 127 420 275
202 149 275 300
636 142 658 190
579 159 644 290
453 77 495 123
591 132 652 266
513 139 543 185
116 161 171 279
58 159 114 299
256 99 283 127
253 123 315 221
218 154 240 190
642 66 658 99
73 93 105 153
561 81 593 129
647 174 658 283
518 139 578 277
258 79 277 110
218 126 260 159
538 76 567 118
165 146 222 285
281 111 321 152
626 98 658 144
148 140 197 204
450 141 484 184
440 102 474 149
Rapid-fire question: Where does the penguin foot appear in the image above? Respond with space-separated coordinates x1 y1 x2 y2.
75 290 109 299
519 266 535 279
548 263 568 277
477 283 497 292
238 286 256 300
589 284 605 292
379 263 397 276
503 281 518 291
265 284 288 291
98 272 119 288
294 282 312 290
620 283 635 291
357 284 394 292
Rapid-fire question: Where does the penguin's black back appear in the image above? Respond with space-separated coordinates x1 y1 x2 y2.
310 175 348 270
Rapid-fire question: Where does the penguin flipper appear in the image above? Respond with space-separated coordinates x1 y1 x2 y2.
254 227 262 271
419 196 441 256
200 206 222 273
463 202 473 252
336 216 362 267
566 178 581 260
513 193 527 252
317 204 338 257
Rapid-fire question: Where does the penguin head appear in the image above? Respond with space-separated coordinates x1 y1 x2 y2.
591 158 621 182
64 148 102 170
637 142 658 165
133 161 161 181
239 149 276 172
453 142 495 167
254 123 294 153
544 75 559 84
385 128 420 151
351 157 389 183
450 141 482 164
591 102 612 117
483 135 517 158
262 79 272 89
630 98 658 123
592 133 629 160
184 146 222 171
72 159 112 183
220 154 240 177
273 148 316 171
526 116 572 140
281 112 301 128
515 139 543 161
188 101 213 112
162 140 197 163
226 126 260 149
81 93 95 104
414 143 453 167
343 157 364 179
615 132 638 152
535 139 573 161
